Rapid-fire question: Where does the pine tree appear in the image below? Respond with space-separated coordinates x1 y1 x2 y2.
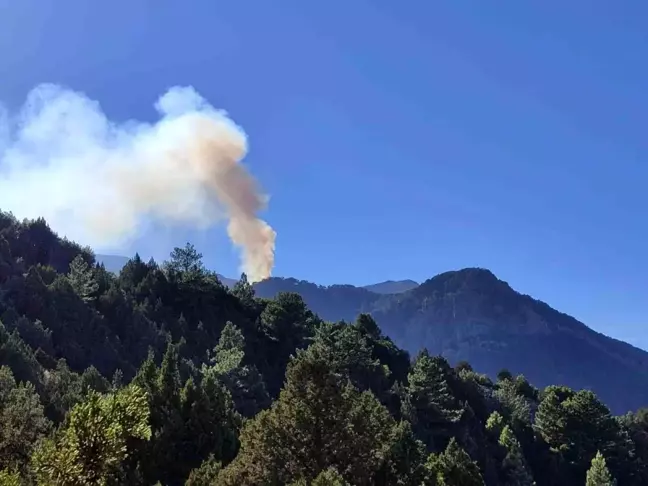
494 379 531 427
164 243 205 278
210 322 245 374
379 420 430 485
292 467 350 485
67 254 98 302
586 451 616 486
232 273 255 304
486 411 505 438
402 350 464 450
31 385 151 485
534 389 567 451
499 425 535 486
0 366 51 473
185 454 222 486
354 313 382 339
218 350 396 485
204 322 270 417
427 438 485 486
157 343 182 409
0 235 13 283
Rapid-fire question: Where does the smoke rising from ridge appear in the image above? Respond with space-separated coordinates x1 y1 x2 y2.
0 84 276 282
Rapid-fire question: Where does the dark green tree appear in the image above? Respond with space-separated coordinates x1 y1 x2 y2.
378 420 430 485
219 349 396 485
291 467 350 486
185 454 222 486
67 254 98 302
0 366 51 473
402 350 464 451
164 243 205 278
499 425 534 486
204 321 270 417
232 273 255 304
427 438 484 486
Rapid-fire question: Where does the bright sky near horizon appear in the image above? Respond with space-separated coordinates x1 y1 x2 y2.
0 1 646 348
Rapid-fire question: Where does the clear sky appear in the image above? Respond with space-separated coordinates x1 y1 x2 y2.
0 1 646 348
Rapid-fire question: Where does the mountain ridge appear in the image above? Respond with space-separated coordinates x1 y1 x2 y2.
95 254 420 295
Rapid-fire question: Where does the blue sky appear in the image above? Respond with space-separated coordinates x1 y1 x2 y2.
0 1 646 348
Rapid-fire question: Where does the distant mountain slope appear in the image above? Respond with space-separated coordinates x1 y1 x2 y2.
362 279 419 294
252 268 648 414
254 278 379 322
216 274 238 288
92 255 415 295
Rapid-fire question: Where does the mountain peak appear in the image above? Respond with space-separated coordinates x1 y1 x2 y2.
416 267 508 296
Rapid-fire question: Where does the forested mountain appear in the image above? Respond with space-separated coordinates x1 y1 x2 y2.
2 210 648 485
91 245 648 414
252 270 648 415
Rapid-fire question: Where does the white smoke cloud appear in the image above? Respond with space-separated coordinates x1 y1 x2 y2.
0 84 276 282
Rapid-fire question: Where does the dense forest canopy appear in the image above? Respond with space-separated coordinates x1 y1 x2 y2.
0 210 646 485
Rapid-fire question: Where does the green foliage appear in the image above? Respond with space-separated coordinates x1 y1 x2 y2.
218 349 396 485
534 386 632 483
232 273 255 304
164 243 205 279
498 426 534 486
209 321 245 375
185 454 222 486
494 378 531 427
379 420 430 485
402 350 464 451
0 366 51 474
203 321 270 417
0 468 22 486
427 438 485 486
67 255 98 302
133 344 240 485
290 467 350 485
586 451 616 486
32 385 150 485
486 411 506 438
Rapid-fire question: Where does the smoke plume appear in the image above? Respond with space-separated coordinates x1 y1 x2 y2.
0 84 276 282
